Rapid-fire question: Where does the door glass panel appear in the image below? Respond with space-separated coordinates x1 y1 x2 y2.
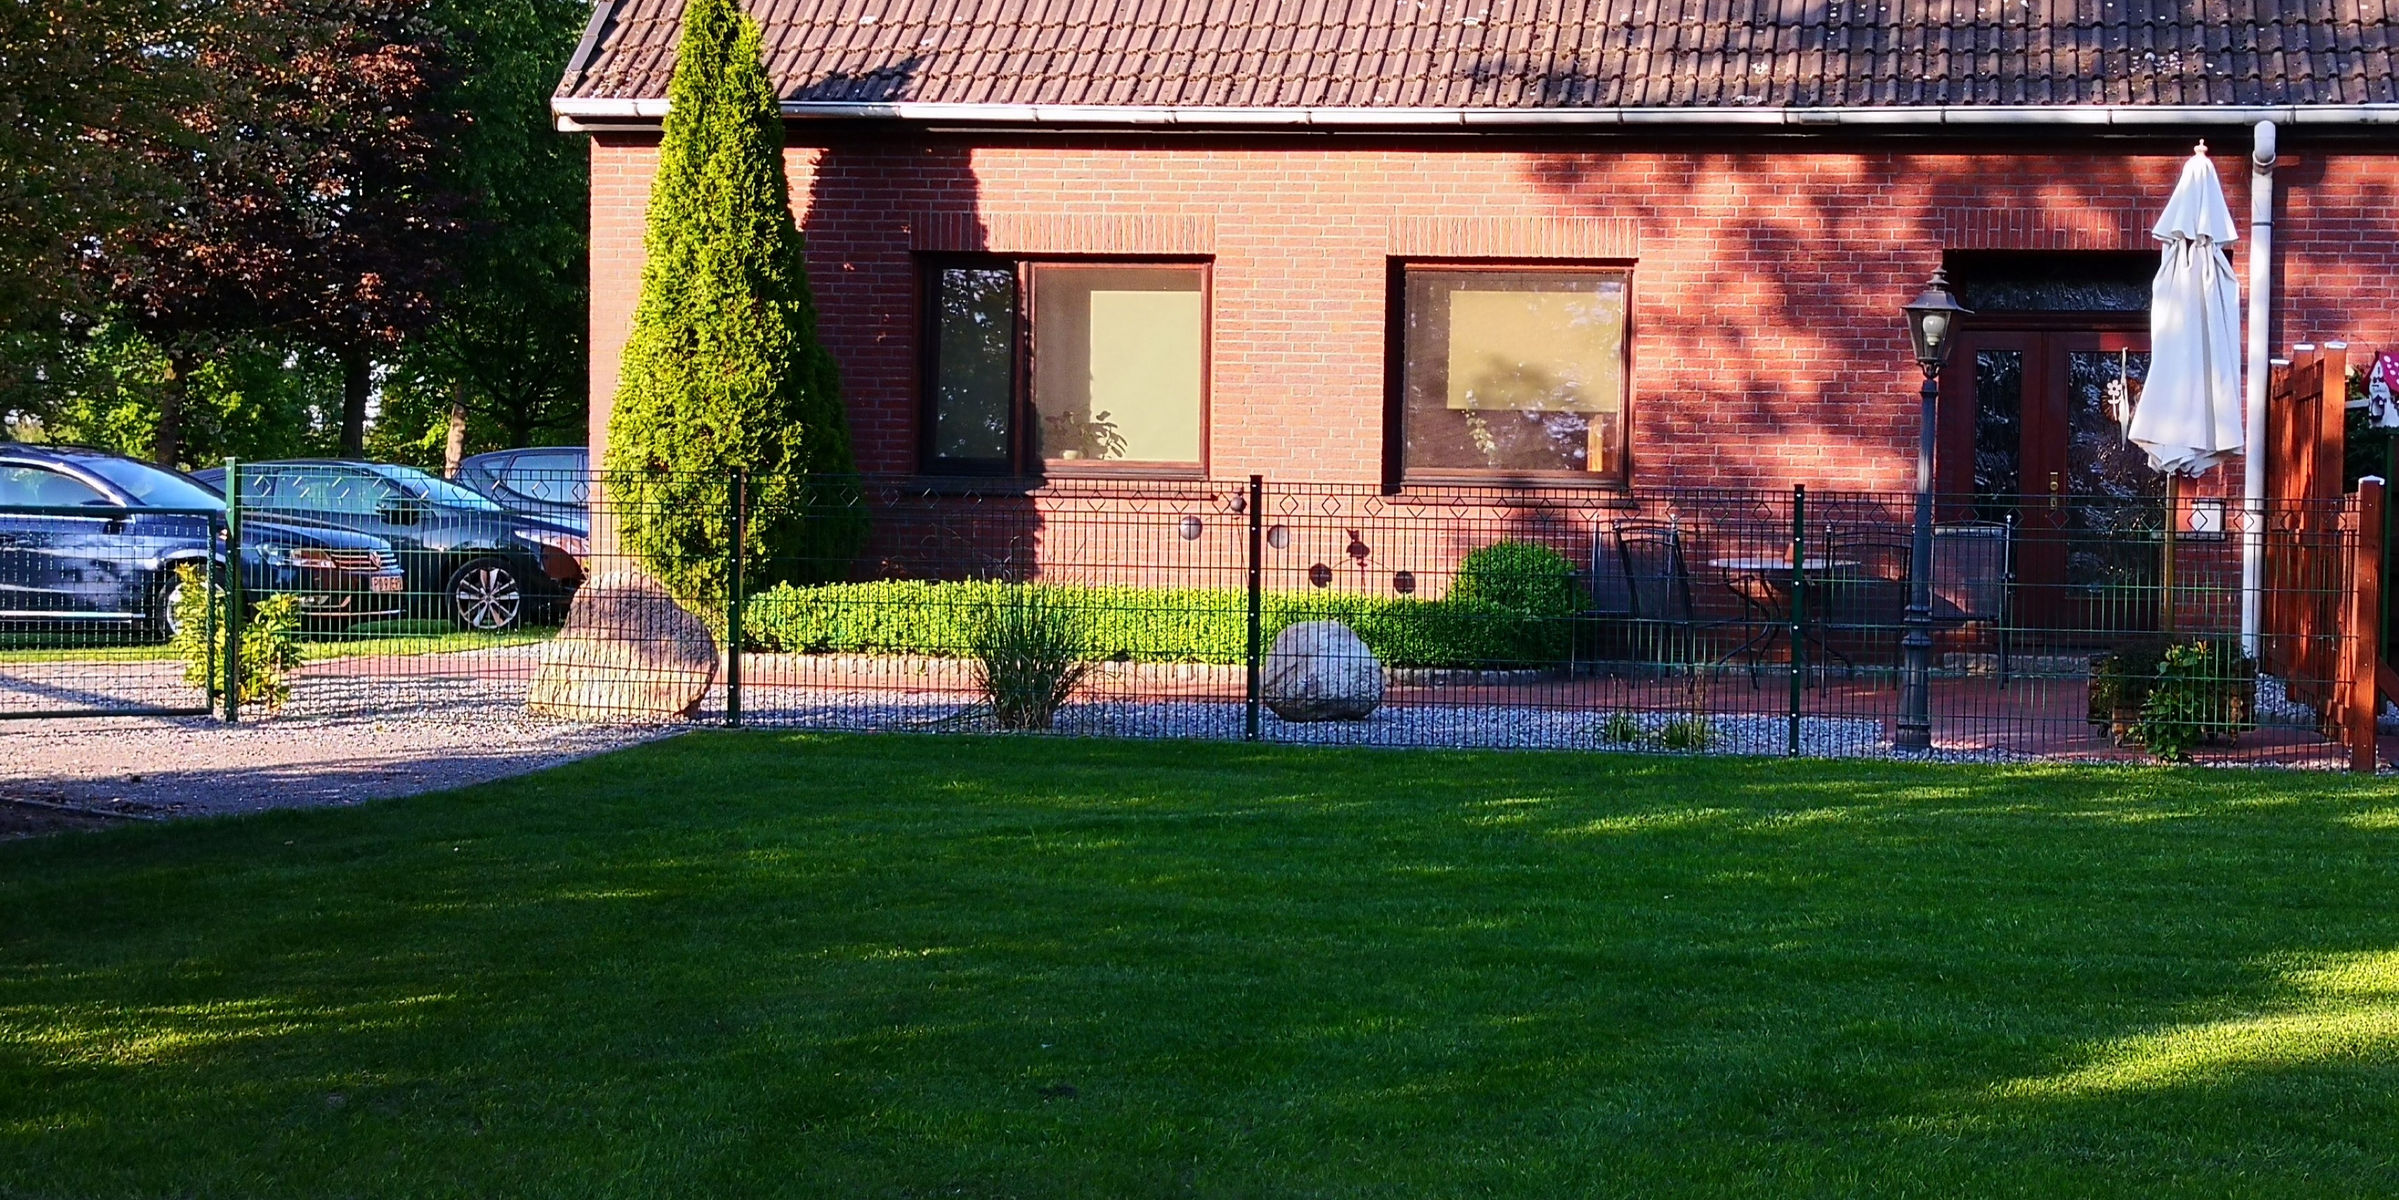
1971 349 2023 522
2064 350 2161 595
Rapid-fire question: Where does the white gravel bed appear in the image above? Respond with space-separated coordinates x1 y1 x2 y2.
739 690 2037 764
0 702 678 820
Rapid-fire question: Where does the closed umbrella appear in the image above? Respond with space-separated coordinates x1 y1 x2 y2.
2128 144 2244 631
2130 145 2244 475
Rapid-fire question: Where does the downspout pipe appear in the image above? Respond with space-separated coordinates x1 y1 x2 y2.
2242 120 2277 657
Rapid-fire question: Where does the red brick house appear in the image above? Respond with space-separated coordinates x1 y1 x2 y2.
553 0 2399 507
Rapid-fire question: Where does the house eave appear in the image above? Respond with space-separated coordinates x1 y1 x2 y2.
549 98 2399 135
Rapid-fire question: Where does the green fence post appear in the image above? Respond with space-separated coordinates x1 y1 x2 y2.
1788 484 1806 756
724 469 747 728
1244 474 1264 742
221 458 242 724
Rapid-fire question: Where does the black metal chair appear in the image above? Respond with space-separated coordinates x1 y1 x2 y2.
1932 518 2014 686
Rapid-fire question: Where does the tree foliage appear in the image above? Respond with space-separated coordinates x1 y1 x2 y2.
605 0 862 608
89 0 468 463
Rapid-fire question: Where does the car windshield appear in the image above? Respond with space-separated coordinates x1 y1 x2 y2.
366 464 505 513
77 457 227 512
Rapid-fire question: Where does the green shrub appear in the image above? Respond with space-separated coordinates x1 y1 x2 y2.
970 590 1093 731
602 0 863 613
1451 540 1579 617
1448 540 1580 663
741 580 1565 669
2089 635 2255 759
2130 638 2258 762
168 564 305 712
1596 711 1644 744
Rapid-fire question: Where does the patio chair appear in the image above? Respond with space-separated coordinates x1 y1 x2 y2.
1932 518 2014 686
1817 528 1913 672
1610 518 1711 668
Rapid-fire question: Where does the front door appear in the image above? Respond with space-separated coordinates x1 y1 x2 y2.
1943 327 2162 634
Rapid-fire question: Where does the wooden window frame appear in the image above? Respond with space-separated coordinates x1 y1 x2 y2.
918 255 1213 480
1384 259 1635 490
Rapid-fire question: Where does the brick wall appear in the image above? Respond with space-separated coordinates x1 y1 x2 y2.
584 132 2399 495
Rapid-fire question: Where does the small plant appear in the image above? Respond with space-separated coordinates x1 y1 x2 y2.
2089 634 2255 759
2133 638 2259 762
1655 714 1717 751
168 564 306 712
969 588 1093 731
1597 710 1644 744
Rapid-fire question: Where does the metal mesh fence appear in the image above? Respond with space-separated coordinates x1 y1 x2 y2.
3 470 2381 770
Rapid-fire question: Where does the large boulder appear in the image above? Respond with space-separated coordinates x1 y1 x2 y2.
1263 620 1384 722
527 571 718 721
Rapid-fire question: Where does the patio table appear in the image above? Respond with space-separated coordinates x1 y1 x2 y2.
1708 555 1861 680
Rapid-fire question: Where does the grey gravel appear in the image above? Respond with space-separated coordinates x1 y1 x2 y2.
0 702 677 820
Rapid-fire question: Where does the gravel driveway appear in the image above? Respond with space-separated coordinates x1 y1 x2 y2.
0 705 680 831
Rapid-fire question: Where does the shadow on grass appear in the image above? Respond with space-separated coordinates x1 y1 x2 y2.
2 734 2396 1197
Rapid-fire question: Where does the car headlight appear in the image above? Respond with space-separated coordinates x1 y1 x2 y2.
516 528 588 557
259 544 339 569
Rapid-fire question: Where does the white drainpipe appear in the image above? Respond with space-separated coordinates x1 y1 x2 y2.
2242 120 2278 657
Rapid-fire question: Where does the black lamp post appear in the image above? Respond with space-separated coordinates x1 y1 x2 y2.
1897 269 1970 751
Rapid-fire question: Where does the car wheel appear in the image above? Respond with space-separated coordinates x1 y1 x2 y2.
149 570 190 643
448 557 523 632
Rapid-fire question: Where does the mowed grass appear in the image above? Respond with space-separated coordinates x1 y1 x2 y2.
4 734 2399 1198
0 621 550 665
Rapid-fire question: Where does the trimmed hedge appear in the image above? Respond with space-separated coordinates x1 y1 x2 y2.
742 580 1572 669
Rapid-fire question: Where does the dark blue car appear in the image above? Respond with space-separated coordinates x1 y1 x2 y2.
0 445 406 638
194 460 585 632
454 446 589 537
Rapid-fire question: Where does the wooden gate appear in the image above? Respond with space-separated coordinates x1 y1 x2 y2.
2260 345 2349 712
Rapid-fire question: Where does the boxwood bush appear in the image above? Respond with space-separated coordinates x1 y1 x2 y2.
741 580 1571 669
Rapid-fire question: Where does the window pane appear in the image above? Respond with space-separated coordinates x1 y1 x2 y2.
930 266 1017 464
1031 266 1204 464
1402 269 1627 476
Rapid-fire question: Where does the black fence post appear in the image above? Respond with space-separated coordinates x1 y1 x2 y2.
725 469 747 729
1244 474 1264 742
221 458 243 724
1789 484 1806 756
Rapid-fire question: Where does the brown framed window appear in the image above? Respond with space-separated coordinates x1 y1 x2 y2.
922 259 1209 475
1393 265 1629 484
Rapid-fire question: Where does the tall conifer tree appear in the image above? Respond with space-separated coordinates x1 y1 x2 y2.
605 0 861 608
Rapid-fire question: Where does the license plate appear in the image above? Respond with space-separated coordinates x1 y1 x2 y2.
370 575 404 594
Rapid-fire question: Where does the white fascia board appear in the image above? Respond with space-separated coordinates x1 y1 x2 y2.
548 96 2399 133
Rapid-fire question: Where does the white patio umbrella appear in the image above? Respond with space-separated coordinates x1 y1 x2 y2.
2129 145 2244 476
2128 143 2244 632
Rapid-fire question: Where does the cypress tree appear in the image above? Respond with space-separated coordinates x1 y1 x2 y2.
604 0 861 611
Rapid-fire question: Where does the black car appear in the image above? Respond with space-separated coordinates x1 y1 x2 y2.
194 460 585 631
454 446 588 537
0 445 406 637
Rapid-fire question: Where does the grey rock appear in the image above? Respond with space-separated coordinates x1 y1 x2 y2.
528 571 718 721
1263 620 1384 721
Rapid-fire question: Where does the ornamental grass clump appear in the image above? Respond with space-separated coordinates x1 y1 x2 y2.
970 589 1093 731
167 564 305 712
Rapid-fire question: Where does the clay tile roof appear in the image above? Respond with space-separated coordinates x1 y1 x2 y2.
557 0 2399 110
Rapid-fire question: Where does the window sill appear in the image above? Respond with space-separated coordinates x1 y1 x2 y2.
1394 471 1634 498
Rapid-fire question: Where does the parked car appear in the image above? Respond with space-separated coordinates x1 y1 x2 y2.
454 446 588 537
0 445 406 638
193 460 585 631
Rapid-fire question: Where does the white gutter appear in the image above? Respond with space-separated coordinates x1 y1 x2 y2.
2241 120 2277 657
551 98 2399 132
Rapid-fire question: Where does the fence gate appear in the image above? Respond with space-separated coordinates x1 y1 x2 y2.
0 502 223 720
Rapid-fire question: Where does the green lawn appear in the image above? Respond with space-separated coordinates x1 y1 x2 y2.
4 735 2398 1198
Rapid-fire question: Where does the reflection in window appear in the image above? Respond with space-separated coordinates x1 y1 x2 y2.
1399 268 1628 480
922 261 1207 474
928 266 1017 467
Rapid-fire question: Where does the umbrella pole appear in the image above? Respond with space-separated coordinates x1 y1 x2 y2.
2162 473 2179 635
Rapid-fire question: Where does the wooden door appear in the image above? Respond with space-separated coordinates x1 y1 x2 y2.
1943 326 2160 635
